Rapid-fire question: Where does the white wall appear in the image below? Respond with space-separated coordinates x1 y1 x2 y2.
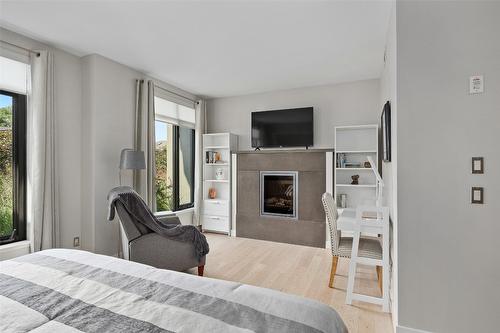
379 3 398 329
397 1 500 332
1 28 83 250
80 54 140 254
207 79 380 150
80 54 197 255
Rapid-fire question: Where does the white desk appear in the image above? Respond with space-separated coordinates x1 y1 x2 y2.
337 208 385 234
337 206 390 312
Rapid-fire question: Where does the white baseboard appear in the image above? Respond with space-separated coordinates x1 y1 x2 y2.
397 325 433 333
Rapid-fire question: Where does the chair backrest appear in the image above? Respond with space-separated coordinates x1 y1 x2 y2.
322 192 340 256
115 201 149 242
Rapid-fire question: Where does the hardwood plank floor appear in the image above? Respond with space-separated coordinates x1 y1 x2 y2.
188 233 393 333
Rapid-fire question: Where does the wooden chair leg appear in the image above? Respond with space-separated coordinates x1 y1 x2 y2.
329 256 339 288
376 265 382 293
198 265 205 277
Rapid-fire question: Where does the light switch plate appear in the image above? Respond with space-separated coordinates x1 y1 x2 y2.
471 187 484 204
472 157 484 174
469 75 484 94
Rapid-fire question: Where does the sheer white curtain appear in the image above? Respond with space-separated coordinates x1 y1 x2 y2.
28 50 59 251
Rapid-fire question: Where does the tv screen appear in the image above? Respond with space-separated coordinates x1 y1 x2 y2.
251 107 313 148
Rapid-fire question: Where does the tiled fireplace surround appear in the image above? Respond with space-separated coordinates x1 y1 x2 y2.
236 151 327 248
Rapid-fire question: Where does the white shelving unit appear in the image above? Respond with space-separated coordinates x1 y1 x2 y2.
202 133 238 235
334 125 379 211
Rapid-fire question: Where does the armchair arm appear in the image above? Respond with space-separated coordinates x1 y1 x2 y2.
156 214 181 225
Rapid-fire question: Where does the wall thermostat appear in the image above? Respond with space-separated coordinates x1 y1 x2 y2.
469 75 484 94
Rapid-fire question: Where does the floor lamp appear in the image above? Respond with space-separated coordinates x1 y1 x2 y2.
119 149 146 187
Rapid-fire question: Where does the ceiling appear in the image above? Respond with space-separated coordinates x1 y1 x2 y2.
0 1 393 98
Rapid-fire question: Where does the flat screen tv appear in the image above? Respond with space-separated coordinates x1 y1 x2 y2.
251 107 313 148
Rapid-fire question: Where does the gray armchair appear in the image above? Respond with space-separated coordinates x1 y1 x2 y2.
115 201 206 276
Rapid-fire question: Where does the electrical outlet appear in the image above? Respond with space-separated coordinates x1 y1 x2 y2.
73 237 80 247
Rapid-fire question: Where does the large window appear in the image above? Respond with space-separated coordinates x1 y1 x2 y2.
154 96 195 212
0 90 26 244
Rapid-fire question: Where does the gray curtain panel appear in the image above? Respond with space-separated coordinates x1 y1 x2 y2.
132 79 143 192
146 80 156 211
133 79 156 210
29 50 60 251
193 100 205 226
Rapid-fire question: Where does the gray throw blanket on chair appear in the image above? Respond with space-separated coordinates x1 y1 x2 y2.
107 186 209 260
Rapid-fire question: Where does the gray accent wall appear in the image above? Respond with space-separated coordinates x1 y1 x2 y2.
236 151 326 248
397 2 500 332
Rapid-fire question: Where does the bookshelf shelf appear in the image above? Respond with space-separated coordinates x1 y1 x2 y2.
336 184 376 188
336 168 372 171
334 125 379 209
336 150 377 154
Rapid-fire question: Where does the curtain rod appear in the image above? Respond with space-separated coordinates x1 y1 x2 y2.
0 40 40 57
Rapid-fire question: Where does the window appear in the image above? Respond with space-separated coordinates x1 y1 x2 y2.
0 90 27 244
154 96 195 212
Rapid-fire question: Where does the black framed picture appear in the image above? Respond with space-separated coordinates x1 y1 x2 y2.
381 101 391 162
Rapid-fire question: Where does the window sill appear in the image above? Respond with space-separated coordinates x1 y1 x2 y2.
0 240 30 249
155 207 195 217
0 240 31 260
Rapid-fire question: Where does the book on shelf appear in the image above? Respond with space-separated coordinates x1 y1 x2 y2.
205 151 224 164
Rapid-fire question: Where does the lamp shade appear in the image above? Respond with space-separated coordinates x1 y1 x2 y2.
119 149 146 170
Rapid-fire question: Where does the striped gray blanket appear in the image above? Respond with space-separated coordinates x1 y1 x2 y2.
0 249 347 333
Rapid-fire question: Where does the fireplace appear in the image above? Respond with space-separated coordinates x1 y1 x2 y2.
260 171 298 218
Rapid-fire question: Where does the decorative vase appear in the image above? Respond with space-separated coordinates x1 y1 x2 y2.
351 175 360 185
208 188 217 199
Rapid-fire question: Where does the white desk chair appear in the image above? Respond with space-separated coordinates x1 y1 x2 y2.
345 205 390 312
322 193 384 291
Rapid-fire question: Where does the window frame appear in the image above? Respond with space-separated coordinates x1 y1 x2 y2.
173 125 195 211
0 89 27 245
154 120 195 213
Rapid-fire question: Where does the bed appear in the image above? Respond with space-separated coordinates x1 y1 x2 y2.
0 249 347 333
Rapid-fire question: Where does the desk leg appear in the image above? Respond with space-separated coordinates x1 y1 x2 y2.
346 230 360 305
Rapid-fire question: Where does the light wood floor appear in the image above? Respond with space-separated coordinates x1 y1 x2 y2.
188 233 393 333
